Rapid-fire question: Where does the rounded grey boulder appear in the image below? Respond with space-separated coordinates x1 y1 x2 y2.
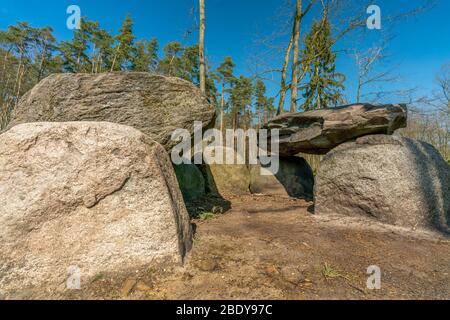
314 135 450 233
6 72 216 151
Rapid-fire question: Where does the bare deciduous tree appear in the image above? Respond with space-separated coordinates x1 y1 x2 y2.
353 42 399 103
277 36 293 114
199 0 206 94
289 0 303 113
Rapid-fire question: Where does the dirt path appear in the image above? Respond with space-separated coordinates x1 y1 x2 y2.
63 195 450 300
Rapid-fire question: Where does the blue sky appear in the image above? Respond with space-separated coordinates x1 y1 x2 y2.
1 0 449 106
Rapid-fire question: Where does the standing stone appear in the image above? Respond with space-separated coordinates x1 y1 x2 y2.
0 122 192 298
202 147 251 196
265 103 407 155
250 157 314 200
6 72 216 151
314 135 450 233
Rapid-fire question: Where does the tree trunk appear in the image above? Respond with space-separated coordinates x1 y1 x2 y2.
220 81 225 132
232 110 239 130
290 0 303 113
0 50 11 96
12 49 25 105
91 43 97 74
356 77 362 103
277 36 293 115
111 43 121 72
76 49 82 72
199 0 206 94
15 64 26 107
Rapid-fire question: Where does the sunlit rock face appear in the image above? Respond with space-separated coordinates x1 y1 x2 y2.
314 134 450 234
0 122 192 298
7 72 216 151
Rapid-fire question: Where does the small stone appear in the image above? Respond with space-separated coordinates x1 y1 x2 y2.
182 272 194 281
121 278 137 297
135 281 152 292
265 266 279 275
280 266 304 284
197 259 219 272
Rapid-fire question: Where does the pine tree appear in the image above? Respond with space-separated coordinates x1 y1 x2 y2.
91 27 114 73
216 57 236 132
32 26 57 81
147 38 159 71
59 19 97 73
300 17 345 110
111 15 136 71
254 80 274 127
131 38 159 72
205 73 218 106
132 40 149 72
230 76 253 129
181 44 200 84
5 22 33 112
158 41 183 77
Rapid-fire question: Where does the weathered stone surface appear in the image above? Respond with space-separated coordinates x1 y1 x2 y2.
265 104 407 155
207 164 251 196
173 164 206 201
314 135 450 233
0 122 192 298
250 157 314 200
6 72 216 151
203 147 250 196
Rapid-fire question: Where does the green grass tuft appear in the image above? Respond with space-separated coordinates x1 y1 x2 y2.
198 211 216 221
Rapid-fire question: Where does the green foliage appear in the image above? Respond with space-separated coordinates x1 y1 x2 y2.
158 42 218 103
60 19 100 73
0 22 60 128
158 41 184 77
198 211 216 221
229 75 253 128
0 17 276 133
217 57 236 83
90 28 115 73
113 15 136 71
321 263 342 280
132 38 159 72
300 17 345 110
255 79 275 126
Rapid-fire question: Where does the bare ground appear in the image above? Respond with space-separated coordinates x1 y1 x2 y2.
61 195 450 300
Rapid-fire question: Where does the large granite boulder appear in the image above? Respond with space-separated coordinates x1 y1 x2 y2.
265 104 407 155
250 157 314 200
0 122 192 298
314 135 450 233
6 72 216 151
